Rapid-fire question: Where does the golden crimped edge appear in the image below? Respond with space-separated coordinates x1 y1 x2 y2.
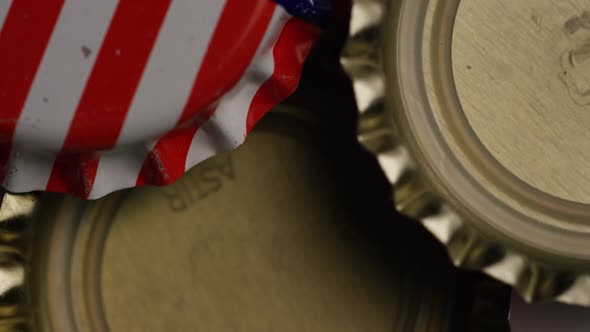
0 192 37 331
341 0 590 306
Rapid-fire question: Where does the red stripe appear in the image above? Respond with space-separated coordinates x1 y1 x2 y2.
136 0 276 187
0 1 64 180
246 18 320 133
46 0 171 197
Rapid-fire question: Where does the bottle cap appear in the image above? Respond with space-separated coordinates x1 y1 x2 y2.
0 0 320 198
0 106 510 331
342 0 590 305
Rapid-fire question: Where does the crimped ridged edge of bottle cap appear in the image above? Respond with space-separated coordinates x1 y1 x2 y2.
341 0 590 306
0 192 38 331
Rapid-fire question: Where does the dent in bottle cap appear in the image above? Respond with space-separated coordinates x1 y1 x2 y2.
342 0 590 305
0 0 320 199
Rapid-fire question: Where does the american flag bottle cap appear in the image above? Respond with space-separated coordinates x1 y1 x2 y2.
0 0 320 199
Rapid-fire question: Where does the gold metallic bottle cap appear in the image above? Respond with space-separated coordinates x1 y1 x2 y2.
342 0 590 305
0 105 512 332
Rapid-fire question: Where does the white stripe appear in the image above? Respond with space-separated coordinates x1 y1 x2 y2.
89 0 225 198
88 141 156 199
116 0 225 146
3 0 118 191
184 7 289 170
0 0 12 32
1 152 56 194
87 145 153 199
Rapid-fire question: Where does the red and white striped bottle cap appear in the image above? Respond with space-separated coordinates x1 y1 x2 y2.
0 0 320 198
